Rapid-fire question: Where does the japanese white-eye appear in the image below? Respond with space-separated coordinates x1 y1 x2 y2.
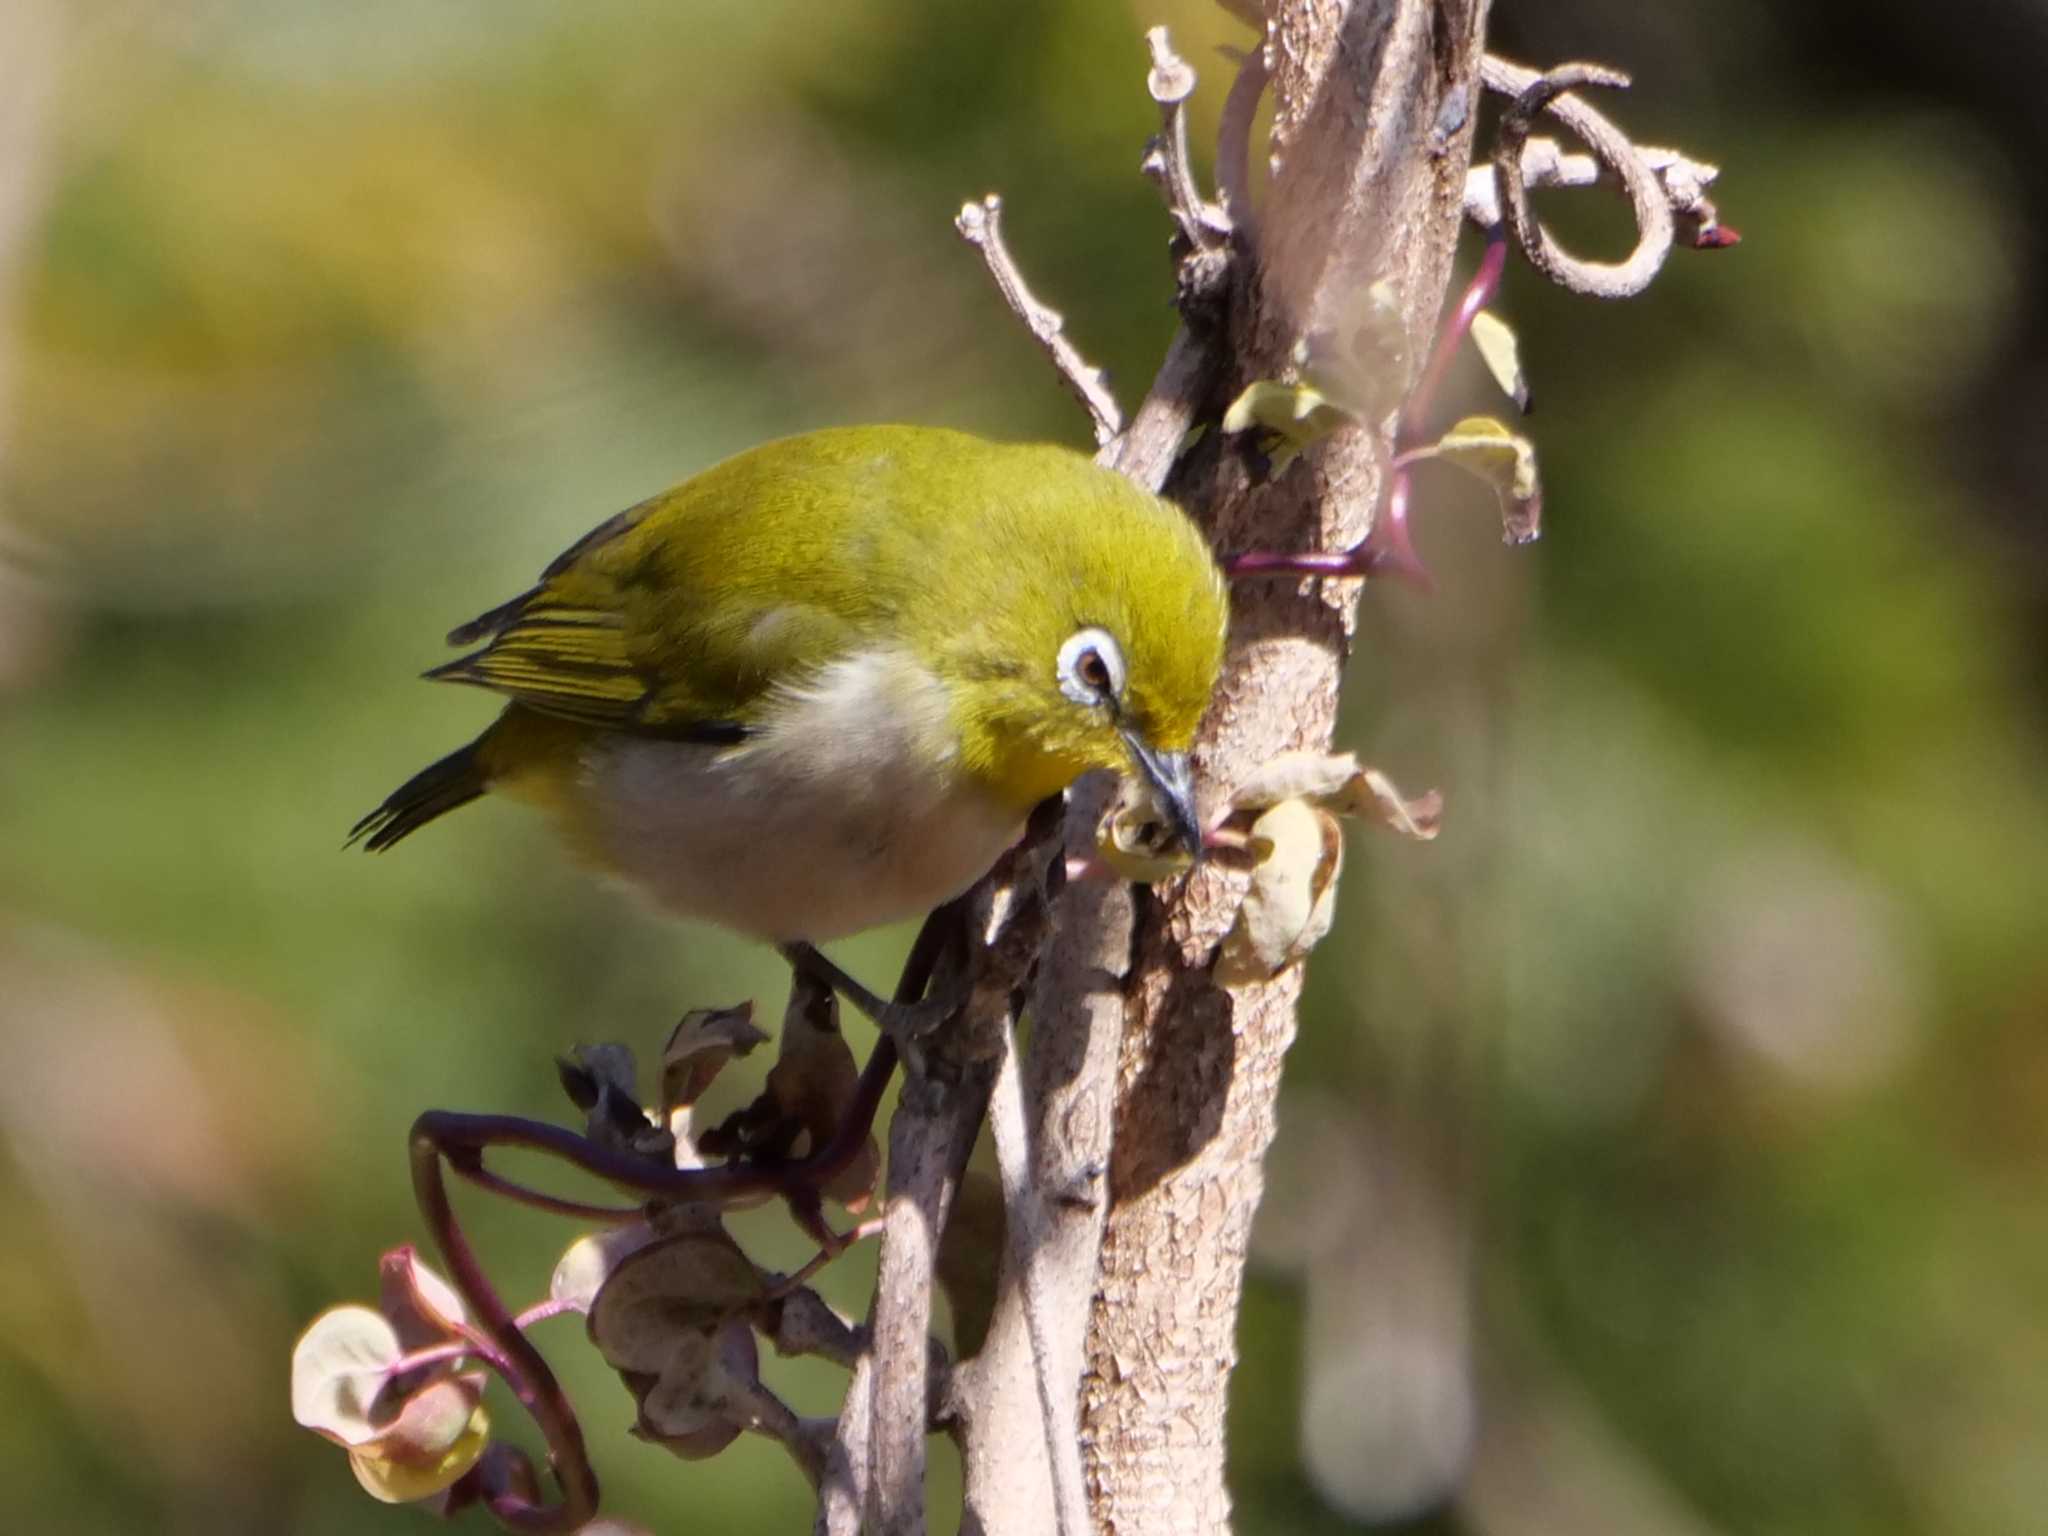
352 425 1228 942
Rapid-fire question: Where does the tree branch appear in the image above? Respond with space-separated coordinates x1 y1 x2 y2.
877 9 1725 1536
816 1352 874 1536
1141 27 1232 258
1480 56 1676 297
864 1054 985 1535
981 1016 1095 1536
956 195 1124 446
945 29 1240 1534
1077 4 1493 1531
948 776 1136 1536
1464 134 1729 248
836 807 1065 1536
1102 325 1220 489
769 1286 867 1371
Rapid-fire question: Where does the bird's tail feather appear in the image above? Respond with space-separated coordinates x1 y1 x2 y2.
348 742 485 852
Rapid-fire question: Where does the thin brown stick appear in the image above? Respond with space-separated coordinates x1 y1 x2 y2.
987 1017 1095 1536
865 1066 983 1535
817 1352 875 1536
770 1286 866 1370
1482 56 1676 298
1465 134 1726 245
956 195 1124 446
1142 27 1231 255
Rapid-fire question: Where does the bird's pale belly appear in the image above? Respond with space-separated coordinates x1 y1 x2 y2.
572 663 1023 942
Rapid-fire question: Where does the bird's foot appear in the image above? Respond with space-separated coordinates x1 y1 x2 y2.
776 942 964 1048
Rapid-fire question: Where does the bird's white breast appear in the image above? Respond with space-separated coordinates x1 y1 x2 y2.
577 649 1021 942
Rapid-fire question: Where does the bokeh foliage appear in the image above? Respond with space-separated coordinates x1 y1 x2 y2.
2 2 2044 1533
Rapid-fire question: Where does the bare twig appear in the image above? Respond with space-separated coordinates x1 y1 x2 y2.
1480 56 1675 298
955 29 1231 484
818 914 974 1536
956 195 1124 446
1465 135 1730 247
808 801 1057 1536
816 1355 874 1536
865 1062 980 1536
769 1286 867 1371
768 1219 884 1302
1100 325 1217 488
721 1372 832 1488
1142 27 1231 256
987 1018 1095 1536
949 785 1134 1536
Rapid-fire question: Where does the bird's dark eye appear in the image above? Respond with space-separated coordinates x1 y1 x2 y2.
1057 626 1126 707
1076 648 1112 694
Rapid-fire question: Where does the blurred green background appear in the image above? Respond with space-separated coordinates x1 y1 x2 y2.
3 1 2044 1532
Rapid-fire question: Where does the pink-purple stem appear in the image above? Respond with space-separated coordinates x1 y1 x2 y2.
412 1129 598 1532
385 1299 579 1383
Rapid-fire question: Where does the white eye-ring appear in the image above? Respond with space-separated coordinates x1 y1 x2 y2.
1057 627 1125 708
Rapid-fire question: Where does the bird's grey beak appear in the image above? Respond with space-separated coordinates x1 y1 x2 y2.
1122 731 1204 860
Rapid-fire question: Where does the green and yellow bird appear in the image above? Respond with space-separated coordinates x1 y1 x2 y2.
352 425 1228 944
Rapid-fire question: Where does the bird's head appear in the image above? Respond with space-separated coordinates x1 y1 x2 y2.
926 455 1228 856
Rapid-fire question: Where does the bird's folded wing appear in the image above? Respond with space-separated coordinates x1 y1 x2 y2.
428 579 853 739
426 595 653 726
426 468 879 736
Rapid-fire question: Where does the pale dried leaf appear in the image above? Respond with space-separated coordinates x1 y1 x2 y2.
1230 750 1367 811
291 1305 403 1445
551 1223 659 1314
588 1234 764 1375
1221 378 1351 468
377 1246 468 1349
660 1003 764 1121
1229 752 1442 840
1218 800 1345 984
1330 768 1444 842
632 1321 759 1460
1468 309 1531 412
767 973 877 1208
347 1383 489 1504
1424 415 1543 545
632 1332 724 1445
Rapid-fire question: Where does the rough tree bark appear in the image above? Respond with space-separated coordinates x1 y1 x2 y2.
949 4 1492 1533
1081 5 1488 1530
